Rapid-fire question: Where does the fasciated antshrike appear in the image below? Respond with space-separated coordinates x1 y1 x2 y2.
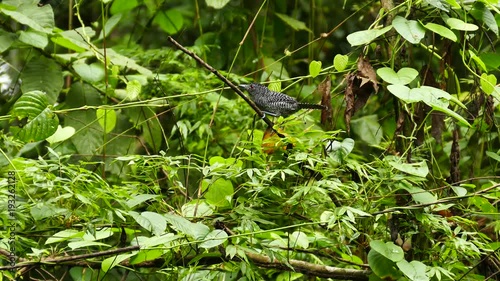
239 83 325 117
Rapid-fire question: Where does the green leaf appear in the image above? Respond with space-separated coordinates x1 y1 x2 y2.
110 0 138 14
309 60 322 78
21 56 63 104
96 109 117 134
129 249 164 265
423 0 449 12
64 83 104 155
351 115 383 145
204 178 234 208
262 57 289 80
387 159 429 178
370 240 404 262
333 54 348 71
377 67 418 85
205 0 230 9
402 186 438 204
290 231 309 249
98 13 122 40
102 253 136 272
125 80 142 101
181 201 214 217
424 22 457 42
268 81 282 93
0 31 16 52
73 62 105 83
19 29 48 48
480 73 497 95
199 229 228 248
10 91 59 142
154 9 183 35
164 213 210 240
1 3 54 33
367 249 402 279
46 230 82 244
397 260 429 281
46 125 75 144
393 16 426 44
275 13 312 33
470 2 498 36
387 85 471 127
446 18 478 31
51 27 95 52
346 26 392 46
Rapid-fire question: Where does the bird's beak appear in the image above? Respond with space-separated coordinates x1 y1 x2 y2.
238 84 248 90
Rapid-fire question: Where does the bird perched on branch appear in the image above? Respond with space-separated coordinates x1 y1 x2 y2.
239 83 325 117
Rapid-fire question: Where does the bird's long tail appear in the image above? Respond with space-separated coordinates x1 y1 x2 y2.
298 103 326 110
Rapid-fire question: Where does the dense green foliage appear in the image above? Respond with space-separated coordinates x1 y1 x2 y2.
0 0 499 280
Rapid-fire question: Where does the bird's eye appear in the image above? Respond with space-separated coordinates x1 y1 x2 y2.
250 85 254 89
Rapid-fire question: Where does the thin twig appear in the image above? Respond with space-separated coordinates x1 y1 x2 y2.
166 36 280 133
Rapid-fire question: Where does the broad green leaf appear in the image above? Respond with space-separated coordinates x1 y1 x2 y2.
377 67 418 85
424 22 457 42
469 50 487 72
290 231 309 249
397 260 429 281
129 249 164 265
110 0 138 14
141 211 167 236
480 53 500 71
446 18 478 31
98 13 122 40
367 250 402 279
68 241 111 250
402 186 437 204
10 91 59 142
199 230 228 248
393 16 426 44
388 159 429 178
309 60 322 78
64 83 104 155
370 240 404 262
205 0 230 9
204 178 234 208
469 196 498 213
470 2 498 36
96 109 117 134
51 27 95 52
126 194 160 208
275 13 312 33
351 115 383 145
21 56 63 104
46 230 82 244
19 29 48 48
154 9 183 35
73 62 105 83
164 213 210 240
181 201 214 217
46 125 75 144
327 138 355 163
346 26 392 46
0 31 16 52
423 0 449 12
480 73 496 95
262 57 289 80
1 3 54 33
451 185 467 196
125 80 142 101
333 54 348 71
102 253 135 272
268 81 282 93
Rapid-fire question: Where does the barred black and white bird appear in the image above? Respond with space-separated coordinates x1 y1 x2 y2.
239 83 325 117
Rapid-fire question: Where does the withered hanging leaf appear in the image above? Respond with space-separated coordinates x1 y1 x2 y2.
357 56 379 93
344 74 355 133
318 76 333 130
448 129 460 184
